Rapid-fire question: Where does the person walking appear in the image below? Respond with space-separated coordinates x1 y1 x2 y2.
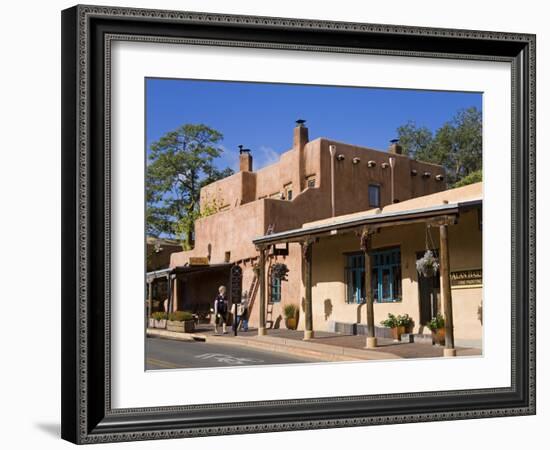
238 290 249 332
214 285 229 334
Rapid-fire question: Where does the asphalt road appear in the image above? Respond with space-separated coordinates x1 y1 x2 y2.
146 337 317 369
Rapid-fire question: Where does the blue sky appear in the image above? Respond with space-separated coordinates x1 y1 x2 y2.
146 78 482 171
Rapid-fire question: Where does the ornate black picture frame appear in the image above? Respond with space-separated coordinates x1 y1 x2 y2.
61 4 536 444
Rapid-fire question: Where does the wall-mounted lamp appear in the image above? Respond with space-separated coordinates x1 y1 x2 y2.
381 162 389 169
367 160 376 167
435 174 444 181
411 169 418 176
336 154 345 161
352 157 361 164
422 172 432 178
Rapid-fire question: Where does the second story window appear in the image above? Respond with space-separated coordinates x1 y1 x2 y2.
368 184 380 208
284 183 293 201
306 175 316 188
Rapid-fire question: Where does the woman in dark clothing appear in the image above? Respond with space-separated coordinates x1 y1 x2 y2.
213 285 228 334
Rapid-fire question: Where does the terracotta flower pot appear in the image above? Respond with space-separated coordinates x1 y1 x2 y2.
391 326 406 341
431 328 446 346
285 317 297 330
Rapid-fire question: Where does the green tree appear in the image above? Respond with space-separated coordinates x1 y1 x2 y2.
146 124 233 248
454 169 482 188
395 121 434 160
396 107 482 187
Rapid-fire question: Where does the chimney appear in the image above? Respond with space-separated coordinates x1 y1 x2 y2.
294 119 309 151
238 145 253 172
293 119 308 191
388 138 403 155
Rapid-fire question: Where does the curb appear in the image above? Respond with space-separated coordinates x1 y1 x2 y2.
147 328 400 361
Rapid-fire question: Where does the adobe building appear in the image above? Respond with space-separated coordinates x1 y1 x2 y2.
157 121 467 343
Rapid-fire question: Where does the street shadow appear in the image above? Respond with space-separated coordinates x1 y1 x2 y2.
35 422 60 438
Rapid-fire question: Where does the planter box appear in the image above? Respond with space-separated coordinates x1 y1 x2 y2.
148 318 155 328
166 320 195 333
154 319 167 329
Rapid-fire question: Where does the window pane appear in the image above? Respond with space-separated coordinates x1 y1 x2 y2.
368 185 380 207
381 268 391 300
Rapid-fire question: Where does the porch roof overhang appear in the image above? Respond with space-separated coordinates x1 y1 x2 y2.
146 267 172 283
252 199 482 246
171 263 233 275
146 263 233 282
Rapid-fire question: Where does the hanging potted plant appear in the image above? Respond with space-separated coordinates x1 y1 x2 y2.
271 262 289 281
416 250 440 277
427 313 445 345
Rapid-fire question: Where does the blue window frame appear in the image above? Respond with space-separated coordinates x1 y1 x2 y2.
345 247 402 304
271 276 281 303
345 253 365 303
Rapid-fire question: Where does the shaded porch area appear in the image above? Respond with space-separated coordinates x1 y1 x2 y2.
252 183 483 357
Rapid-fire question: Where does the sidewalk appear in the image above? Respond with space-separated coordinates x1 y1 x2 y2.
147 324 481 362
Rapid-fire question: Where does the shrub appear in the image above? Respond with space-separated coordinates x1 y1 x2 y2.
168 311 193 322
152 311 167 321
397 314 414 328
427 314 445 331
380 313 399 328
283 304 298 319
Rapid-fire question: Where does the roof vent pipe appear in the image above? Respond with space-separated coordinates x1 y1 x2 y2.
329 145 336 217
389 157 396 203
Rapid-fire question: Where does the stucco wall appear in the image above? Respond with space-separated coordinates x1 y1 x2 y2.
170 200 267 267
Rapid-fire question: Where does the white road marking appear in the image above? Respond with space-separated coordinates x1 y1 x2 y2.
194 353 264 365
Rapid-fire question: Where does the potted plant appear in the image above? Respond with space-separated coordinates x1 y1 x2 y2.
427 313 445 345
416 250 440 277
380 313 402 341
283 303 299 330
166 311 195 333
151 311 167 329
397 313 414 334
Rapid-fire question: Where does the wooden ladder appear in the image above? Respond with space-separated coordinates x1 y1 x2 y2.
244 272 259 318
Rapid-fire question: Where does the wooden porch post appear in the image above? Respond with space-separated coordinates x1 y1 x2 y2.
166 274 173 316
303 239 314 340
439 224 456 357
258 247 267 336
361 228 377 348
147 280 153 321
